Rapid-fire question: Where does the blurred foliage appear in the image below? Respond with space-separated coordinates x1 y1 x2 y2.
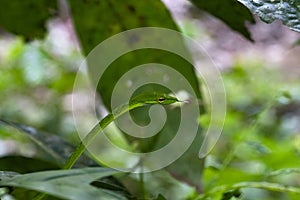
1 32 300 199
201 60 300 199
0 0 300 200
0 34 81 142
239 0 300 33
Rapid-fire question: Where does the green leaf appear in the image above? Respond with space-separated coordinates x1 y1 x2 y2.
238 0 300 32
189 0 255 40
69 0 202 108
0 119 66 166
0 171 19 179
0 168 125 200
10 187 61 200
69 0 179 54
0 0 57 39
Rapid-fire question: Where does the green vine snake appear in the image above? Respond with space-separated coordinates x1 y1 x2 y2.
63 93 179 169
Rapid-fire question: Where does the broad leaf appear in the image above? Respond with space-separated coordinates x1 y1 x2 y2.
0 0 57 39
69 0 179 54
239 0 300 33
189 0 255 40
0 171 19 179
0 168 125 200
69 0 203 108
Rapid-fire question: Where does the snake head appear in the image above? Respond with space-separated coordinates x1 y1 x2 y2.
156 94 179 105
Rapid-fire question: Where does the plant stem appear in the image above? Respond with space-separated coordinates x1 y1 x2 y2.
195 181 300 200
139 159 147 199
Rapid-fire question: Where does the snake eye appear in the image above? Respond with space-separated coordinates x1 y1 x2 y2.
157 97 166 103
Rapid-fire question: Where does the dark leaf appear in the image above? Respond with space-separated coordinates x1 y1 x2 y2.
189 0 255 40
69 0 178 54
0 156 58 173
0 119 64 166
0 0 57 39
221 189 241 200
0 119 94 167
91 177 133 199
155 194 167 200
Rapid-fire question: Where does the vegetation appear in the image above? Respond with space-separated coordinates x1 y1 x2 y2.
0 0 300 199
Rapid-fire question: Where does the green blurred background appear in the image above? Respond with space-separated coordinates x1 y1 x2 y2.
0 1 300 199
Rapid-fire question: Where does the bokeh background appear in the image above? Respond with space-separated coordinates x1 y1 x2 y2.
0 0 300 199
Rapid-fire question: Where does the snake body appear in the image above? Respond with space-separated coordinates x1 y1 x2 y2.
63 93 178 169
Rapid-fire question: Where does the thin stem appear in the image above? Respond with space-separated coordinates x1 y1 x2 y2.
139 171 146 199
196 181 300 200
